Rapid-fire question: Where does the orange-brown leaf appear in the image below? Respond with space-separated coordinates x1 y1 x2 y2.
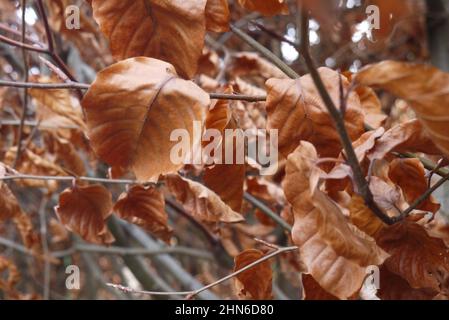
266 68 365 158
238 0 288 16
283 141 388 299
165 174 244 223
234 249 272 300
389 158 440 214
377 220 449 293
91 0 206 78
55 184 114 244
114 185 172 243
81 57 209 182
203 94 245 212
367 120 441 161
355 61 449 158
205 0 229 32
0 183 23 221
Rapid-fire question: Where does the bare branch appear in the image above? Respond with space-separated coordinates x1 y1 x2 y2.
298 9 398 225
107 245 298 299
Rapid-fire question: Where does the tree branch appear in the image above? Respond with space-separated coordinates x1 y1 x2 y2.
298 9 398 225
107 245 298 299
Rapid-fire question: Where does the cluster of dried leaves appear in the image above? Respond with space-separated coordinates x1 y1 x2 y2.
1 0 449 300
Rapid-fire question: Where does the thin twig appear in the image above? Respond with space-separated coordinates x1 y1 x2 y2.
299 9 397 225
38 197 51 299
244 193 292 232
401 171 449 218
0 236 58 263
107 245 298 298
0 80 267 102
0 79 90 90
52 244 213 260
230 24 300 79
14 0 29 168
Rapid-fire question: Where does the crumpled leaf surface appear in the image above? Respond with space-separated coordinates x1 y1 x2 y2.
377 220 449 293
266 68 365 158
233 249 272 300
55 184 114 244
114 185 172 243
82 57 209 182
203 92 245 212
91 0 207 78
205 0 229 32
355 61 449 158
389 158 440 214
283 141 388 299
238 0 288 16
165 174 244 223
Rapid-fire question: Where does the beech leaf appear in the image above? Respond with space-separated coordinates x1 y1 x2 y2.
81 57 209 182
91 0 207 78
283 141 388 299
355 61 449 159
114 185 172 243
55 184 114 244
233 249 272 300
165 174 244 223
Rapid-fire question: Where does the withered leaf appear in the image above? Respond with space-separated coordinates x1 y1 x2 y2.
81 57 209 182
205 0 230 32
377 220 449 293
283 141 388 299
234 249 272 300
0 183 23 221
367 119 441 161
266 68 365 158
349 195 386 238
55 184 114 244
389 158 440 214
165 174 244 223
29 76 86 130
355 61 449 159
114 185 172 243
91 0 207 78
203 92 245 212
238 0 288 16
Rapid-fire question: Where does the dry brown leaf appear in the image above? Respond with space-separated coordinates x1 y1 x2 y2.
205 0 230 32
82 57 209 182
203 92 245 212
42 130 87 177
378 266 438 300
238 0 288 16
266 68 365 158
4 147 67 191
12 212 40 250
302 274 338 300
283 141 388 299
343 71 386 128
165 174 244 223
367 120 441 161
355 61 449 158
377 220 449 293
389 158 440 214
0 256 20 297
0 183 23 221
49 218 70 244
91 0 206 78
28 76 86 130
349 195 386 237
231 52 287 81
55 184 114 244
197 48 220 78
114 185 172 243
233 249 272 300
